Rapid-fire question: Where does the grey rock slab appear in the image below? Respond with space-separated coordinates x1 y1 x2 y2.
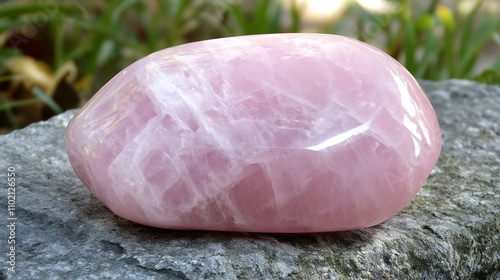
0 80 499 279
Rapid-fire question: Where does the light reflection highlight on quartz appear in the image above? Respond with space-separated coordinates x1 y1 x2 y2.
306 121 372 151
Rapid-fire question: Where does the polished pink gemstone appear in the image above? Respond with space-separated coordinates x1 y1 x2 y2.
65 34 441 232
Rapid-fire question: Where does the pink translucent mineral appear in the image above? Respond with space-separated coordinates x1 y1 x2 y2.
65 34 442 233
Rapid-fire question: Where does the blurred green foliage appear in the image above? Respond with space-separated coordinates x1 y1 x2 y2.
0 0 499 131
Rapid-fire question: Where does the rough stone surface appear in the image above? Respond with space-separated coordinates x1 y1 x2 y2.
0 80 499 279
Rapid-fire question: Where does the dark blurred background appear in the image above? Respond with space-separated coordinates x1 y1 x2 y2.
0 0 499 133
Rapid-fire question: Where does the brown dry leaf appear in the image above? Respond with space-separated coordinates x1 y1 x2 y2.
3 56 78 127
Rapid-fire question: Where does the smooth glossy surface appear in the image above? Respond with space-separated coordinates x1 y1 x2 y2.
65 34 442 232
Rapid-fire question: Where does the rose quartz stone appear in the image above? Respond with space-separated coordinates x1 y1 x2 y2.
65 34 441 232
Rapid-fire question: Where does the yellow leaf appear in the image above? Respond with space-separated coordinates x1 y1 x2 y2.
436 4 455 30
6 56 53 93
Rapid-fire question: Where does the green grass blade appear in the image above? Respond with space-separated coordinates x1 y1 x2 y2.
0 2 78 18
290 1 301 33
0 19 33 33
52 19 65 69
327 4 353 35
64 44 92 62
459 18 500 77
458 0 484 59
425 0 440 14
96 40 116 66
415 18 440 78
267 3 282 33
145 14 160 51
403 18 417 73
0 98 40 110
111 0 139 23
228 5 249 34
444 29 456 78
253 0 272 33
31 87 62 114
0 48 20 62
